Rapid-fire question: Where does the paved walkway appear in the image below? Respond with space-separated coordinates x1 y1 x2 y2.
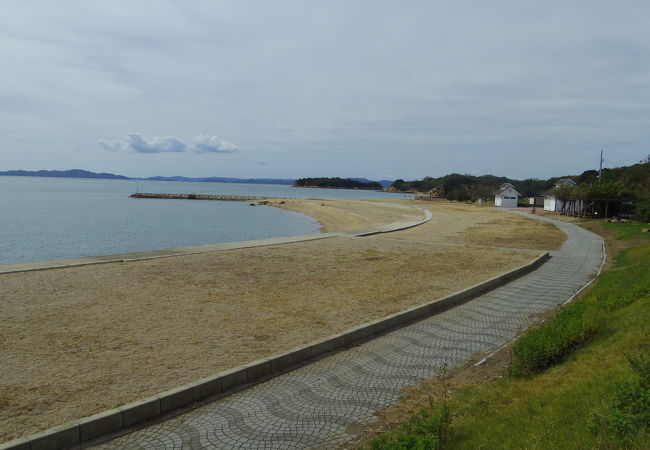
93 213 603 449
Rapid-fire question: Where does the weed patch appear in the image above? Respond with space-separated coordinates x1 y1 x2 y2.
366 400 451 450
509 301 601 376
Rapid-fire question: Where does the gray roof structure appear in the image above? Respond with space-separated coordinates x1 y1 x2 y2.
543 178 577 197
494 183 521 196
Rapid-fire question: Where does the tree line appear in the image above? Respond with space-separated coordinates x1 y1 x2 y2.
293 177 383 190
390 156 650 220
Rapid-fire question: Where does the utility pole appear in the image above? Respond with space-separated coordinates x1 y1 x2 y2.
598 149 604 183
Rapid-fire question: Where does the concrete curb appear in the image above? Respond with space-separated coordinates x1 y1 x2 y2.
352 208 433 236
0 233 344 275
0 251 549 450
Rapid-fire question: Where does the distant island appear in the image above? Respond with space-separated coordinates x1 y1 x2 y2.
0 169 129 180
293 177 383 190
0 169 293 185
138 175 294 185
0 169 394 188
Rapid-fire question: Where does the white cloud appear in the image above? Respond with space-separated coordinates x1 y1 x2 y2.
191 133 239 153
127 134 186 153
97 139 127 152
97 134 185 153
98 133 238 155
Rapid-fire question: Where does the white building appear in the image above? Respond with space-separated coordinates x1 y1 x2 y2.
543 178 577 212
494 183 521 207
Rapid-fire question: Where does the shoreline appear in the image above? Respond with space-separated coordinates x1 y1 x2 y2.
0 199 424 273
0 200 566 442
270 198 425 233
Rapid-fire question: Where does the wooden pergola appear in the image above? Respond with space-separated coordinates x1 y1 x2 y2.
558 196 637 218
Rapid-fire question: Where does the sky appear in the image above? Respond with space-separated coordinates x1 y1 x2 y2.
1 1 649 180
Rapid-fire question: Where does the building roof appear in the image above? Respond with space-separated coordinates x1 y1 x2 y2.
543 179 577 197
494 183 521 196
555 178 577 187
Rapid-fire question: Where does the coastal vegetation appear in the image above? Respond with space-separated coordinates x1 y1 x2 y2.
390 173 559 200
553 159 650 221
390 157 650 220
364 221 650 449
293 177 383 190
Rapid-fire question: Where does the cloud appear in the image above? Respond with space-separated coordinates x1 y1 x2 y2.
97 139 127 152
126 134 186 153
191 133 239 153
98 134 186 153
98 133 238 155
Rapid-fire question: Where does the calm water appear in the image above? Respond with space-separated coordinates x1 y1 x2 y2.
0 177 413 265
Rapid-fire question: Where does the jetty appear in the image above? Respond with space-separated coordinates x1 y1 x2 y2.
130 192 263 202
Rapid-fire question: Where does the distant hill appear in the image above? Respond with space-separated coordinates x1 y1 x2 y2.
0 169 129 180
389 157 650 220
0 170 294 184
349 178 394 189
0 169 393 188
389 173 551 201
294 177 383 190
139 176 295 185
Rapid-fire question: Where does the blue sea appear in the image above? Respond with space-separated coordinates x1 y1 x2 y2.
0 177 413 265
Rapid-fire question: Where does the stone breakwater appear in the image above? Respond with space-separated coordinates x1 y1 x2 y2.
130 193 263 202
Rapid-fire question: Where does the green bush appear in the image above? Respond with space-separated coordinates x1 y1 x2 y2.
367 401 451 450
509 301 602 376
510 242 650 377
634 197 650 222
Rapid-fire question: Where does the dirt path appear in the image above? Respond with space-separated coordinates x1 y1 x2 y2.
0 200 564 442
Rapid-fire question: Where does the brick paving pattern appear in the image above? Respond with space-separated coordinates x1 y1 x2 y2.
95 213 603 449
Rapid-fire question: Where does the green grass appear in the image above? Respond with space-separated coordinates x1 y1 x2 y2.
508 299 602 376
365 222 650 449
448 295 649 449
588 352 650 446
368 401 451 450
603 222 650 241
510 236 650 377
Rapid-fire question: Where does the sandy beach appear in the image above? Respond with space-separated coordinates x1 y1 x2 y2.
0 199 565 442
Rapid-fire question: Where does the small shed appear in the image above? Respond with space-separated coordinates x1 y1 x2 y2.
543 179 577 212
494 183 521 208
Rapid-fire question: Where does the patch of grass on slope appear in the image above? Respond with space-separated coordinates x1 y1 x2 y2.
509 233 650 377
368 400 451 450
364 223 650 449
447 232 650 449
603 221 650 242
